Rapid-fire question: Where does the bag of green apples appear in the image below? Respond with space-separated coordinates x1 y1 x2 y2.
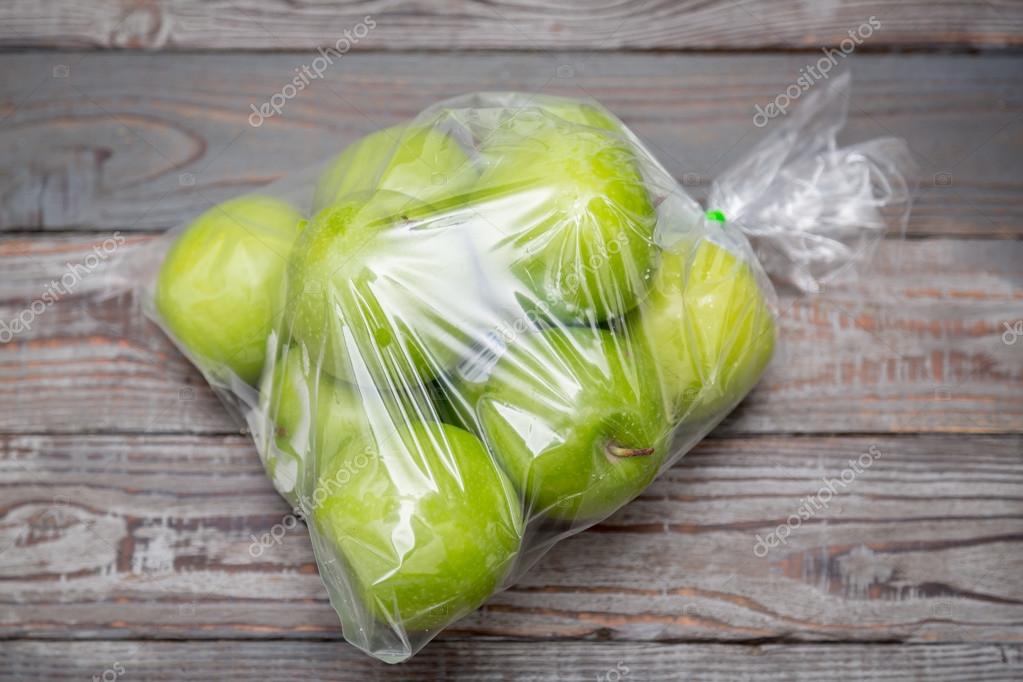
137 73 914 662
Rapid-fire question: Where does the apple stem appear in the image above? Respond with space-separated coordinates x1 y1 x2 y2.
605 441 655 459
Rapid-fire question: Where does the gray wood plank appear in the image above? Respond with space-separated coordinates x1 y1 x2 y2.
1 235 1020 435
1 640 1021 681
0 53 1020 236
1 432 1020 642
0 0 1019 51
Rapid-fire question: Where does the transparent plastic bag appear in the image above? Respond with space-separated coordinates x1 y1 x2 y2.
136 74 914 662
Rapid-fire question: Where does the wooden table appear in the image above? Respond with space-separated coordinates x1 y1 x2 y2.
1 3 1021 680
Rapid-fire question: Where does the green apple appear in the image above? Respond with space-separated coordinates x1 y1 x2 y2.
531 94 623 133
313 125 403 210
312 125 475 212
260 347 439 505
313 420 522 632
286 191 488 387
632 238 776 422
260 347 371 502
456 327 669 522
474 120 657 324
155 194 303 385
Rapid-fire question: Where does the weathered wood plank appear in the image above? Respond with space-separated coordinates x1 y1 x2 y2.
0 53 1020 236
1 640 1021 681
0 0 1020 51
1 433 1020 642
1 235 1020 435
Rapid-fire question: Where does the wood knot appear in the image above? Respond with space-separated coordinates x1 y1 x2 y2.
111 0 172 49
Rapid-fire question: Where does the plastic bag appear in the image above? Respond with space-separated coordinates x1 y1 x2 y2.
137 73 914 662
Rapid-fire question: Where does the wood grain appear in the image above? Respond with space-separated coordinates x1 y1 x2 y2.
1 432 1020 643
1 640 1021 681
0 53 1020 236
1 234 1020 436
0 1 1020 51
2 43 1021 677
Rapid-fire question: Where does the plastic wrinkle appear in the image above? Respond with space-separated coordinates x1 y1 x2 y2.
709 73 918 293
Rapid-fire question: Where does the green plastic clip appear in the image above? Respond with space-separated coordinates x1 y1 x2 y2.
705 209 727 224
